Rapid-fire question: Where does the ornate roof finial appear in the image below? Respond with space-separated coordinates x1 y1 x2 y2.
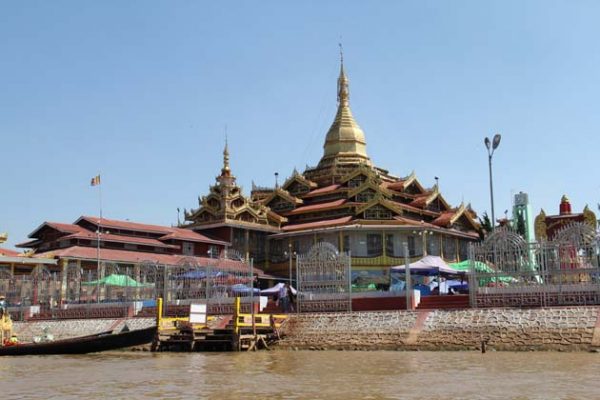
221 134 231 177
337 42 349 106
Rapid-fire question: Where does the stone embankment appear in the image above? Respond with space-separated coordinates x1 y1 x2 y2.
278 307 600 351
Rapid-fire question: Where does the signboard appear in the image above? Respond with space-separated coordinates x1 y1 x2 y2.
189 303 207 324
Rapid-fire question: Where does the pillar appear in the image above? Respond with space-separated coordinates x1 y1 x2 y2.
134 263 141 300
244 229 250 262
99 262 106 301
60 259 69 305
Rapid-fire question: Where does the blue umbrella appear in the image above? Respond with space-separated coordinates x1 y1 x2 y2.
230 284 260 295
172 270 226 280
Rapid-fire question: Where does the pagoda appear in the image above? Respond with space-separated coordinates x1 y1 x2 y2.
182 140 284 263
188 56 481 280
534 195 597 241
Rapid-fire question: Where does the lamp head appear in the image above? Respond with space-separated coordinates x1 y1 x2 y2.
492 134 501 150
484 137 491 150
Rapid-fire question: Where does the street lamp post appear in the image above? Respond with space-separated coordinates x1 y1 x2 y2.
284 243 296 286
484 134 502 231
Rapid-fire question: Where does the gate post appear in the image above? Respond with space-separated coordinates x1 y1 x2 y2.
296 254 300 314
403 243 411 310
348 250 352 312
468 243 477 308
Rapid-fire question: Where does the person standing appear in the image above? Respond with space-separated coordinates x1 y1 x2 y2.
0 295 6 317
278 283 290 313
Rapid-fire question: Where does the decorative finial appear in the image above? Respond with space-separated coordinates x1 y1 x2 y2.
221 134 230 176
337 44 349 106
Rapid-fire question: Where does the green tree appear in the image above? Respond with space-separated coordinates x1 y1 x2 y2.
478 212 492 239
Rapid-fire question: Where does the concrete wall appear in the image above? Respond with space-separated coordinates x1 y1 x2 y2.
278 307 600 351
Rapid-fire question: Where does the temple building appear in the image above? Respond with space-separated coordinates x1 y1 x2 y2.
534 195 597 241
184 58 481 283
14 216 240 277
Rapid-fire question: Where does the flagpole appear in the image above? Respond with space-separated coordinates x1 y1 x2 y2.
96 173 102 303
99 172 103 220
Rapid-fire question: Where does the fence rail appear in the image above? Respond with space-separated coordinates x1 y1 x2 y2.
470 224 600 308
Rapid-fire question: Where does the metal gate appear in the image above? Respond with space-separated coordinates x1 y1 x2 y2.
471 223 600 308
296 242 352 313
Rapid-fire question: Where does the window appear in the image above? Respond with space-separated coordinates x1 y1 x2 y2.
364 205 392 220
366 234 383 257
356 189 375 203
182 242 194 256
459 240 469 261
208 245 219 258
443 236 457 260
288 182 309 196
270 197 294 212
407 236 416 256
348 175 366 188
343 235 350 252
386 234 395 257
427 234 440 256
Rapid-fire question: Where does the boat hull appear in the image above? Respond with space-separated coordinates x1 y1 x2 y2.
0 327 156 356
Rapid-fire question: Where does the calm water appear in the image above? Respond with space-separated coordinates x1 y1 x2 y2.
0 351 598 399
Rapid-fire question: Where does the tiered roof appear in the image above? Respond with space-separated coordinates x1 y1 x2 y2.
33 246 259 274
183 141 285 231
17 216 228 250
187 56 480 240
251 58 480 238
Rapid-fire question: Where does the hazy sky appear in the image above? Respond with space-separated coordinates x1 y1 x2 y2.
2 1 600 249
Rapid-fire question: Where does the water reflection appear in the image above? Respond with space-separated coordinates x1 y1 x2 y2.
0 351 598 399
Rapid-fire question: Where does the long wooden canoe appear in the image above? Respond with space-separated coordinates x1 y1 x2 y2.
0 326 156 356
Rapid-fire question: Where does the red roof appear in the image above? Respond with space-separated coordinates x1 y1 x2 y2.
396 202 437 216
432 211 454 227
385 181 405 191
409 194 430 208
303 184 341 197
0 248 20 257
15 239 42 248
159 228 228 245
286 199 348 215
28 222 85 238
392 217 438 228
77 216 173 235
282 216 353 232
61 231 179 249
34 246 262 275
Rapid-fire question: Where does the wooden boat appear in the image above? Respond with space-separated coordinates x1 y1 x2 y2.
0 326 156 356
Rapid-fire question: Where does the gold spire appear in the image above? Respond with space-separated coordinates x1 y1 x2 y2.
319 48 370 167
221 137 231 177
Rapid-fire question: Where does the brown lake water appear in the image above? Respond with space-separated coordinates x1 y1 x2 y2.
0 350 598 399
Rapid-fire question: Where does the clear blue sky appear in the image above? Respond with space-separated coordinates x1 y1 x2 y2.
2 1 600 249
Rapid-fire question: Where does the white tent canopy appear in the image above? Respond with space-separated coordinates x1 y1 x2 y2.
391 255 462 275
260 282 297 296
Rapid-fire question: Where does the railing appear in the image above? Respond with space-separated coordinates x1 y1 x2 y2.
232 296 286 335
351 255 422 267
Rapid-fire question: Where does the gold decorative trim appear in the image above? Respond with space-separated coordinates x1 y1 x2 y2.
583 205 597 229
534 209 547 241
